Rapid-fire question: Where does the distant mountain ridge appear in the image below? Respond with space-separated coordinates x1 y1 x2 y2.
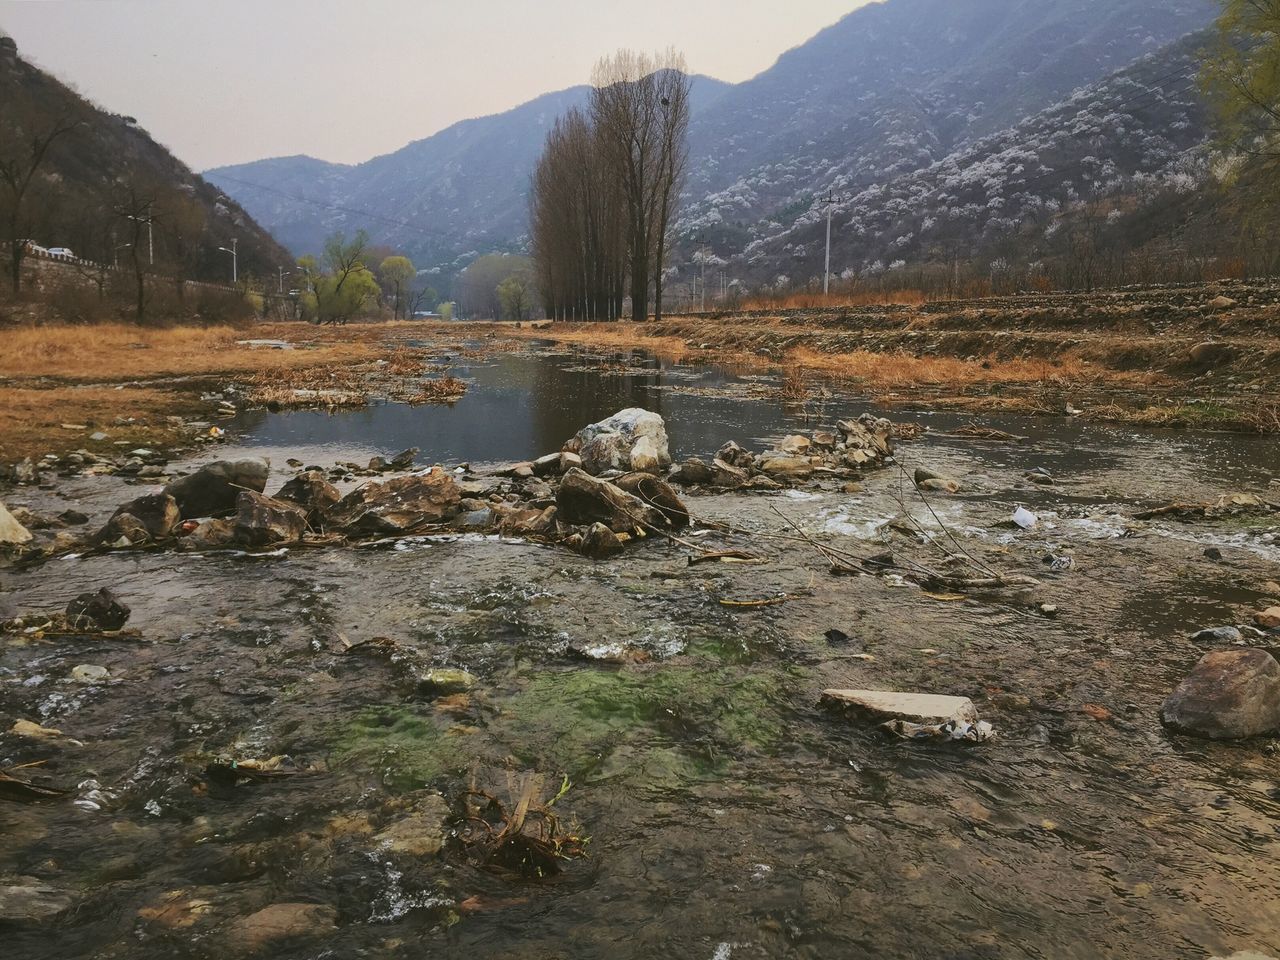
206 0 1219 292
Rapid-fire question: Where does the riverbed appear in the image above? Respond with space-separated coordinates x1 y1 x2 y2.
3 348 1279 959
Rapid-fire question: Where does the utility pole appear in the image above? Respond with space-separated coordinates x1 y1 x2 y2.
821 195 838 296
278 265 289 294
218 237 238 285
127 204 154 265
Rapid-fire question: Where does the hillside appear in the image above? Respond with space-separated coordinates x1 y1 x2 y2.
717 31 1215 289
207 0 1218 292
0 36 289 287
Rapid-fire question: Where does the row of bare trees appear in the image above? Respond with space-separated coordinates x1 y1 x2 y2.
530 49 691 321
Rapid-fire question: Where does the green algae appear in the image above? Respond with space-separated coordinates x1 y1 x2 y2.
330 706 473 791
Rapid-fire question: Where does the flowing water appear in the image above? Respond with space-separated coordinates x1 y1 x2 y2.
3 348 1279 959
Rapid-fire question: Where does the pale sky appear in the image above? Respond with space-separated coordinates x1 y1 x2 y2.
0 0 868 171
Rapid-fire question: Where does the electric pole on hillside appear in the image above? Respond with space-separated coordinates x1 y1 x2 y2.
127 203 154 265
820 195 839 296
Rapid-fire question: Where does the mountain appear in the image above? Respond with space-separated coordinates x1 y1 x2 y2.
207 0 1218 291
0 36 289 286
208 79 731 286
713 30 1215 288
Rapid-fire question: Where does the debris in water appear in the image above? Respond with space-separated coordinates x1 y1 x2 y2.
1012 507 1038 530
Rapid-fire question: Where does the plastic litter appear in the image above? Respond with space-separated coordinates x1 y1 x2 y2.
1012 506 1037 529
882 717 995 742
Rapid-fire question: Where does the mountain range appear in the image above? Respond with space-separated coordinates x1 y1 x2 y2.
206 0 1221 294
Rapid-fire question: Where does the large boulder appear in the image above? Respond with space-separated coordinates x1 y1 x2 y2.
164 458 269 519
105 493 181 540
231 491 307 547
1160 649 1280 739
332 468 461 536
759 455 814 481
0 501 32 547
565 409 671 476
579 522 625 559
556 468 669 533
274 471 341 528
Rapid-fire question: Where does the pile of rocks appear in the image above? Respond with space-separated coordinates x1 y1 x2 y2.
10 408 903 563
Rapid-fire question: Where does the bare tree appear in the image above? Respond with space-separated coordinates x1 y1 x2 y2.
589 49 691 322
0 98 82 293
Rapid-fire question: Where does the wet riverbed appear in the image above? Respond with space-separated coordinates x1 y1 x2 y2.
3 348 1280 959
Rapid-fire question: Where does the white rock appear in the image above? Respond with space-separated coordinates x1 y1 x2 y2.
0 501 32 546
821 689 978 724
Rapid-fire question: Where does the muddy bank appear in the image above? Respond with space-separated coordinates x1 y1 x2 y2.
3 364 1280 958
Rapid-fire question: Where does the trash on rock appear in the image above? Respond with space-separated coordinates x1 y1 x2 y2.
882 717 995 742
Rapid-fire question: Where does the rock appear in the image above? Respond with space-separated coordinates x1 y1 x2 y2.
565 408 672 476
821 689 978 724
1191 626 1243 645
390 448 419 469
1190 341 1235 368
811 431 837 450
57 509 89 526
71 664 110 684
184 518 235 550
226 902 337 952
613 473 690 529
668 458 714 486
94 512 153 548
914 468 961 493
66 587 131 630
1207 295 1237 310
837 416 894 460
1256 607 1280 630
1203 547 1223 561
163 458 270 519
333 468 462 535
759 455 814 481
532 452 566 477
274 471 340 527
231 491 307 547
0 877 73 923
716 440 755 470
416 668 477 695
367 456 390 472
709 458 751 489
374 792 450 857
495 504 558 538
776 434 811 455
556 468 668 532
1161 650 1280 739
106 493 181 540
580 522 625 559
0 501 33 546
449 508 497 533
12 458 40 485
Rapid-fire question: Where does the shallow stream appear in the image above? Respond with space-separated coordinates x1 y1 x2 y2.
3 348 1279 959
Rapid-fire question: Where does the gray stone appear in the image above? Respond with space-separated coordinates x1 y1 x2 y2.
580 521 625 559
0 877 73 923
416 668 477 695
164 458 270 519
1190 626 1243 645
760 455 814 481
565 408 672 476
556 468 668 533
332 468 462 535
1161 649 1280 739
232 491 307 547
106 493 181 540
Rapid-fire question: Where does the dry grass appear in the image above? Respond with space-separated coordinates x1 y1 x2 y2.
0 385 200 461
0 322 383 382
402 376 469 405
733 289 928 312
782 346 1119 388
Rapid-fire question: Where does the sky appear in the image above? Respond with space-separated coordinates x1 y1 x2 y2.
0 0 868 171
